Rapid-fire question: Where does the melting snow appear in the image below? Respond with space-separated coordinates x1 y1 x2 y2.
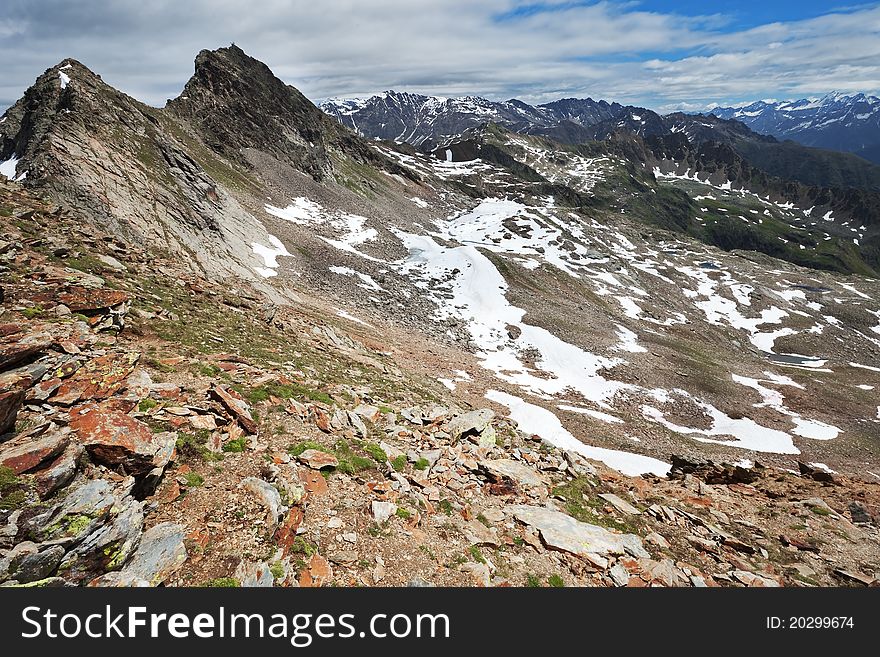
614 324 646 353
329 265 386 292
59 71 70 89
335 309 369 326
266 197 382 262
487 390 669 476
850 362 880 373
251 235 292 278
0 154 26 181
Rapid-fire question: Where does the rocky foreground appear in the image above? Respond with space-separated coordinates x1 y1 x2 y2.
2 183 879 588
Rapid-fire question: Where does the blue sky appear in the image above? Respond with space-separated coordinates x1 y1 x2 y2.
1 1 879 112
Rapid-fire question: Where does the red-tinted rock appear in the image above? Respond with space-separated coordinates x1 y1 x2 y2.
297 449 338 470
0 426 71 474
57 287 129 313
51 352 139 406
0 327 53 371
209 385 258 434
70 402 174 475
0 371 34 435
312 407 332 433
274 506 305 556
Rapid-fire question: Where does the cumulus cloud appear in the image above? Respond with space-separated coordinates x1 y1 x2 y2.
0 0 878 112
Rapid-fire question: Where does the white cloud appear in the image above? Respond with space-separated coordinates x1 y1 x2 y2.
0 1 878 112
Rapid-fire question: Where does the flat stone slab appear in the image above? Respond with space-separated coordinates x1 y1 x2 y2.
599 493 642 515
510 504 649 558
297 449 338 470
0 426 70 474
481 459 543 488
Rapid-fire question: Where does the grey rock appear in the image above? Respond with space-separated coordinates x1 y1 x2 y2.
849 502 872 524
347 411 368 438
24 478 134 546
1 542 65 584
510 505 649 558
34 441 83 499
598 493 642 515
481 459 543 488
400 407 424 424
329 550 358 566
371 501 397 523
420 449 442 468
609 563 630 587
447 409 494 440
91 522 187 587
241 477 285 527
563 450 597 477
58 499 145 583
407 577 435 587
235 560 275 587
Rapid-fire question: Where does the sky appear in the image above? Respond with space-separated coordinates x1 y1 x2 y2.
1 0 879 113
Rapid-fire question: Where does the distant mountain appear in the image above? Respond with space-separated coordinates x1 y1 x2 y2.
322 91 880 193
320 92 661 150
710 92 880 164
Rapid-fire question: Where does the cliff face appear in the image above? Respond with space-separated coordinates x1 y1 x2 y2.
166 45 336 180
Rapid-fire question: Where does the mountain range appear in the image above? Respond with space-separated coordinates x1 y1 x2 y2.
322 91 880 190
1 46 879 589
710 92 880 164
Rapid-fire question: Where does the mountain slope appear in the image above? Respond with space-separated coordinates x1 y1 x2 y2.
1 47 879 590
711 92 880 164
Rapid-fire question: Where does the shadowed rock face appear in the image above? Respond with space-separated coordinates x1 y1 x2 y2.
167 45 335 180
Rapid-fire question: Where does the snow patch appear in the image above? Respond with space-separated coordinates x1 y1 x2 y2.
488 390 669 476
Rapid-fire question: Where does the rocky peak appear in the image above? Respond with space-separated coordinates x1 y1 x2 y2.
167 44 334 180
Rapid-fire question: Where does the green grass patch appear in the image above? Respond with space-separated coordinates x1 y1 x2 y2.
21 307 43 319
202 577 240 587
287 440 327 457
222 436 248 453
414 458 430 471
391 454 407 472
138 398 158 413
184 472 204 487
244 382 333 406
468 545 486 564
364 443 387 464
547 574 565 588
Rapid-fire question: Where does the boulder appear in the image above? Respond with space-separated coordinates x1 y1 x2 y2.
90 522 187 587
481 459 543 488
447 409 494 440
510 505 649 558
70 403 174 475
